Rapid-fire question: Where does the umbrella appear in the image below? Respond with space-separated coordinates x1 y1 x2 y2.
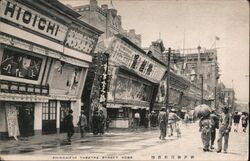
194 104 211 118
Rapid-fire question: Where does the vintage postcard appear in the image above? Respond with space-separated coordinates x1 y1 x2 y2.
0 0 249 161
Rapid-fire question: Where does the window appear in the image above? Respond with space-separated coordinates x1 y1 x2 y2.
1 49 42 80
42 101 57 121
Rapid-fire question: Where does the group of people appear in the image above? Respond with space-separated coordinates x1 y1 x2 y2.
158 107 182 140
63 108 111 142
233 111 249 133
199 106 249 153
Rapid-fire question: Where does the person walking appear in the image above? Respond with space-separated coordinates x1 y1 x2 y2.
233 111 241 132
210 108 219 149
98 109 105 135
134 112 140 131
77 110 87 138
241 113 248 132
63 109 74 142
217 106 232 153
184 112 189 126
168 109 181 137
92 109 99 135
158 107 168 140
199 114 214 152
106 115 111 132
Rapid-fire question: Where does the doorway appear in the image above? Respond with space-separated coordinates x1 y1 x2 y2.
42 101 57 134
16 103 35 137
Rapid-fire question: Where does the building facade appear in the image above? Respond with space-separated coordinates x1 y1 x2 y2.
169 47 220 107
105 35 166 128
0 0 102 139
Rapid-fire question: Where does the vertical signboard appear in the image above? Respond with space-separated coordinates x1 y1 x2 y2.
5 104 20 140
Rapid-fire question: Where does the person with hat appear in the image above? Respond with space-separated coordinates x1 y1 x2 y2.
233 111 241 132
77 110 87 138
98 109 105 135
241 112 248 132
168 108 181 137
63 109 74 142
210 108 219 149
158 107 168 140
217 106 232 153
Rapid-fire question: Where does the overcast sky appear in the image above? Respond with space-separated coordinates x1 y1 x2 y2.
60 0 249 104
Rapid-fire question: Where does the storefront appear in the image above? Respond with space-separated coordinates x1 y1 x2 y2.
154 71 190 111
0 0 102 139
104 34 166 128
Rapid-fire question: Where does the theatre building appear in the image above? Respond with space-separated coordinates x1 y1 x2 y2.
0 0 102 139
104 34 166 128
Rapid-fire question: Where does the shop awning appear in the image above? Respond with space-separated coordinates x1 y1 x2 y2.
107 103 123 109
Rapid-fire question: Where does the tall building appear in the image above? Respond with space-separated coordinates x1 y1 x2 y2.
73 0 141 48
0 0 102 139
169 47 220 107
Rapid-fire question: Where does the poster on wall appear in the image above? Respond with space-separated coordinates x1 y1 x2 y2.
155 80 167 103
5 104 20 140
51 60 81 96
115 76 152 102
169 89 181 105
1 49 43 80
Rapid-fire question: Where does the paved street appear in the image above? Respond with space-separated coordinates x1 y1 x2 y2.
0 122 248 161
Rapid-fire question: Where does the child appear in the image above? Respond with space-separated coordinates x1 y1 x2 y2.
175 121 181 137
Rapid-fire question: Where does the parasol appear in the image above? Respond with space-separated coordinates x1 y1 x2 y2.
194 104 212 118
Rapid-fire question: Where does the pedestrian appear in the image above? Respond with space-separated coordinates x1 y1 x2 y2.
148 112 152 128
233 111 241 132
92 109 99 135
63 109 74 142
217 106 232 153
168 108 181 137
241 113 248 132
158 107 168 140
98 109 105 135
106 115 111 131
134 112 140 131
199 114 214 152
150 111 156 128
77 110 87 138
210 108 219 149
184 112 189 126
144 113 149 128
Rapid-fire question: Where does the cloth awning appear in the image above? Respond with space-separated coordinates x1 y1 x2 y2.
107 103 123 109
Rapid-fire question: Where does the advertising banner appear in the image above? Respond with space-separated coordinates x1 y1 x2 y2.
108 38 166 83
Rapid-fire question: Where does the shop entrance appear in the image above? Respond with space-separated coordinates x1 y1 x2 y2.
42 101 57 134
15 103 35 137
60 101 71 133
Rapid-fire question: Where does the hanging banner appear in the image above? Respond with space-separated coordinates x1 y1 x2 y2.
108 38 166 83
5 104 20 140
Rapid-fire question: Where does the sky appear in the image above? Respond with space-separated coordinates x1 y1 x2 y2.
60 0 249 104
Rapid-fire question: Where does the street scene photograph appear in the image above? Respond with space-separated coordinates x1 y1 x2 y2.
0 0 249 161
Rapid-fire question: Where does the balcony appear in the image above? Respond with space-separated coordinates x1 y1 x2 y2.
0 80 49 96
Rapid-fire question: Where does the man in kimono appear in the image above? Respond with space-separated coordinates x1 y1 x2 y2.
199 114 214 152
217 106 232 153
158 107 168 140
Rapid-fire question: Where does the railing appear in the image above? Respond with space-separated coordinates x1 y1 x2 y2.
0 80 49 96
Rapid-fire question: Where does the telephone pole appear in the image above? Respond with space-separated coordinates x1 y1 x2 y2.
165 48 171 110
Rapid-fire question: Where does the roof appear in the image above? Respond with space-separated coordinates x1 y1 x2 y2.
115 34 167 67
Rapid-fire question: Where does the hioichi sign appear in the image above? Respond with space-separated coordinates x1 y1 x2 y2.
0 0 68 42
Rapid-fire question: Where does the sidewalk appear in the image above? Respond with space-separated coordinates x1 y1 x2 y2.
0 126 158 152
